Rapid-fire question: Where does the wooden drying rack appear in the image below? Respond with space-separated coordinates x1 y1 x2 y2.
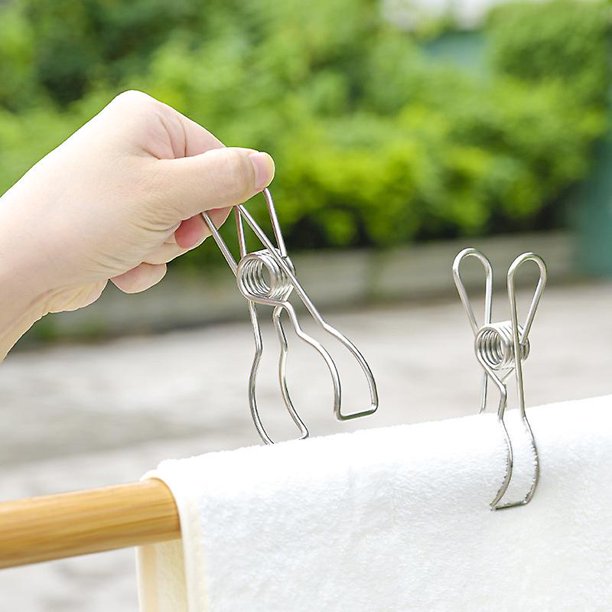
0 479 180 569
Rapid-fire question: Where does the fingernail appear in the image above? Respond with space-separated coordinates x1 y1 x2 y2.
249 152 275 191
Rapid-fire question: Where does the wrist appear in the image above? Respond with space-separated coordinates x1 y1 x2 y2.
0 272 47 360
0 192 50 359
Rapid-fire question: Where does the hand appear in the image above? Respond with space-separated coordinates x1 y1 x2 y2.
0 90 275 356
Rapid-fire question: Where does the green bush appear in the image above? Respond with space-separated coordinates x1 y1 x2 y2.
488 0 610 106
0 0 608 268
19 0 202 105
0 4 39 112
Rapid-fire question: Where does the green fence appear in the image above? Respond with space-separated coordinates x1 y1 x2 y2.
574 102 612 276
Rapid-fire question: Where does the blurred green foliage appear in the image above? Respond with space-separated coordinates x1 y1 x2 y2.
488 0 610 107
0 0 608 265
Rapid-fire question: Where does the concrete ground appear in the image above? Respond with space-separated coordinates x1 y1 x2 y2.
1 281 612 611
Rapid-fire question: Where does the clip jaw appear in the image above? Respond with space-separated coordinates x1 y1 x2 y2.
202 188 379 444
453 248 547 510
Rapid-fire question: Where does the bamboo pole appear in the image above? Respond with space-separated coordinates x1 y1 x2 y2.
0 479 180 569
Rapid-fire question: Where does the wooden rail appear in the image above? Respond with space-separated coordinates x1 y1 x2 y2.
0 479 180 569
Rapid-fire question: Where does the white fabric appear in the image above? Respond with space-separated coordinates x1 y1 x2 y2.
137 396 612 612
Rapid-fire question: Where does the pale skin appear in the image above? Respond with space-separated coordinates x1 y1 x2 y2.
0 90 275 359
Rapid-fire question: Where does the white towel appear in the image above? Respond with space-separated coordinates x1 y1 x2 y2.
137 396 612 612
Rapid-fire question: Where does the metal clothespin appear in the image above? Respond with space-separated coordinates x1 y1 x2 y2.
202 188 379 444
453 248 547 510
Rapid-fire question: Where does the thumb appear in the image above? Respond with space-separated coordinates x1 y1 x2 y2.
154 147 275 220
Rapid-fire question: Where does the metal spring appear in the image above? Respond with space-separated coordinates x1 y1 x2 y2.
237 250 294 304
475 322 530 372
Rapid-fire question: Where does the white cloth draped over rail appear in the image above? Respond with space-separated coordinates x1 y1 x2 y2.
138 396 612 612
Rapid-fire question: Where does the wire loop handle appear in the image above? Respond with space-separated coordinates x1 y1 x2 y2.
453 248 547 509
202 188 379 444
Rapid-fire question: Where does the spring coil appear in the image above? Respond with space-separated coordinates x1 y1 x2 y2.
236 249 295 304
474 321 530 372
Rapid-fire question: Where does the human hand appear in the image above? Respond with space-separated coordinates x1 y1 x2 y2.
0 91 274 355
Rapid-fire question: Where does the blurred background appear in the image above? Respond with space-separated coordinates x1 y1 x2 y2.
2 0 612 610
